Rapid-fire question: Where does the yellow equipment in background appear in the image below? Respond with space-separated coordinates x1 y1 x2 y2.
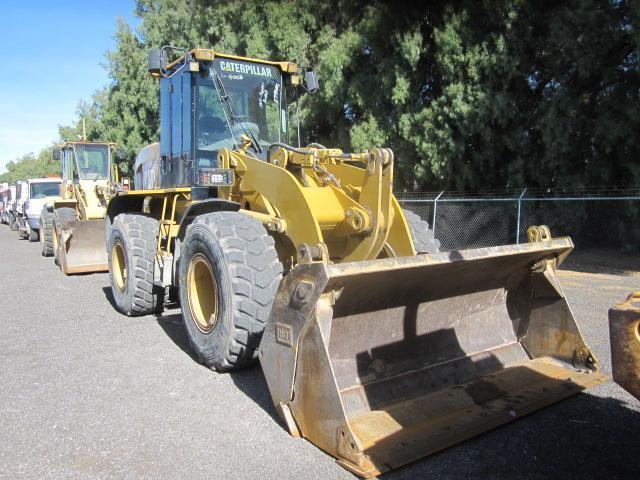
45 139 128 274
104 47 606 477
609 292 640 400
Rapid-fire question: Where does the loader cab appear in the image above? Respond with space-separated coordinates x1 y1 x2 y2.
152 48 299 190
193 59 287 164
53 141 120 203
57 143 112 183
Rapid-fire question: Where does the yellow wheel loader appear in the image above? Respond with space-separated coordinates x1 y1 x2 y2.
609 292 640 400
46 140 128 274
106 47 606 477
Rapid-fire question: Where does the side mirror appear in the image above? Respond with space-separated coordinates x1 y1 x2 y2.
304 69 319 93
115 147 127 160
52 148 60 161
148 48 163 75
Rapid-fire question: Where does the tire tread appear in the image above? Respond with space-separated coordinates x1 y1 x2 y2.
186 212 283 370
403 209 441 253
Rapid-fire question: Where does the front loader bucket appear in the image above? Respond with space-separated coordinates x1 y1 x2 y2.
58 219 108 275
609 292 640 400
260 238 606 477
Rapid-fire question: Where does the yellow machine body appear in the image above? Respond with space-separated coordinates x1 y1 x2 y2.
609 292 640 400
112 141 607 476
106 48 606 477
52 141 120 274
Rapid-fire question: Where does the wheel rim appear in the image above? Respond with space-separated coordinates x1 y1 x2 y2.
187 253 219 333
111 240 127 292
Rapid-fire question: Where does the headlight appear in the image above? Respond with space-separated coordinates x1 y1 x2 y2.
195 168 235 186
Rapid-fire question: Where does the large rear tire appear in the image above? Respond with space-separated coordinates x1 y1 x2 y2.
403 209 440 254
179 211 283 371
52 208 78 266
107 213 163 316
40 208 54 256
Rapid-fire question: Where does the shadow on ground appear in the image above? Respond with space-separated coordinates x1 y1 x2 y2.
155 310 283 424
101 286 118 310
561 248 640 276
155 312 200 363
385 392 640 480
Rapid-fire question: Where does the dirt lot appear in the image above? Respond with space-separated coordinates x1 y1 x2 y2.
0 225 638 479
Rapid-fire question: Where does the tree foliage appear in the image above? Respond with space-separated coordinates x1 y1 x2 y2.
32 0 640 191
0 149 58 183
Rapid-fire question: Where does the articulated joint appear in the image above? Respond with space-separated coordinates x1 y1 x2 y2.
344 207 371 233
365 147 394 174
297 243 329 265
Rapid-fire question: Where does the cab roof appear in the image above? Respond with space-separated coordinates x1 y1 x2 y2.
165 48 298 75
58 141 115 149
27 178 61 184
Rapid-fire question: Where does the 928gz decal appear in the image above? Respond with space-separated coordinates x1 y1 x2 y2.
219 60 273 78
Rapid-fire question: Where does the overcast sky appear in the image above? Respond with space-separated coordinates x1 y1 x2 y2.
0 0 136 173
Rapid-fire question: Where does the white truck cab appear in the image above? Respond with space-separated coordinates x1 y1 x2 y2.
0 183 8 223
3 185 17 227
17 178 61 241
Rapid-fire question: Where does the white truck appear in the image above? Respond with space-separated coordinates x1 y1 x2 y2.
10 181 27 231
0 183 8 223
16 178 61 242
2 185 17 226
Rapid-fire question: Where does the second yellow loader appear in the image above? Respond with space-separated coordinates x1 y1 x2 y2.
44 139 128 274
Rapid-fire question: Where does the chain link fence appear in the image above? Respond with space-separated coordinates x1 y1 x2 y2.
399 189 640 254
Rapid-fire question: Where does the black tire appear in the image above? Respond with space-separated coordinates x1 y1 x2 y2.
179 211 283 371
28 225 38 242
107 213 163 316
17 216 28 239
403 209 440 254
52 208 78 266
40 208 54 256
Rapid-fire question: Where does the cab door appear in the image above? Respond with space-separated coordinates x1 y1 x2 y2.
159 67 193 187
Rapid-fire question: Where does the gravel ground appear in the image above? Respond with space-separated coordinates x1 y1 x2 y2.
0 225 638 480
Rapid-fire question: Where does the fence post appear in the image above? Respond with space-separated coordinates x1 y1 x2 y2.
516 188 527 244
432 191 444 237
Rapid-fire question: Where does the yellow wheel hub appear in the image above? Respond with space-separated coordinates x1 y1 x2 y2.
112 240 127 292
187 253 219 333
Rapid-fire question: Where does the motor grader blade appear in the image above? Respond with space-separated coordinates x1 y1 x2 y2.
260 238 606 477
609 292 640 400
58 219 108 274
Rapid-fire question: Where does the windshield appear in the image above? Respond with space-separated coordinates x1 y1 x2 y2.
195 58 286 165
30 182 60 199
74 144 110 180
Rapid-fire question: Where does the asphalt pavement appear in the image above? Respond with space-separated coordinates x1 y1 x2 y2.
0 224 638 479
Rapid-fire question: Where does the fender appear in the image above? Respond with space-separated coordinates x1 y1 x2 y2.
169 198 240 288
105 194 146 224
176 198 240 240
